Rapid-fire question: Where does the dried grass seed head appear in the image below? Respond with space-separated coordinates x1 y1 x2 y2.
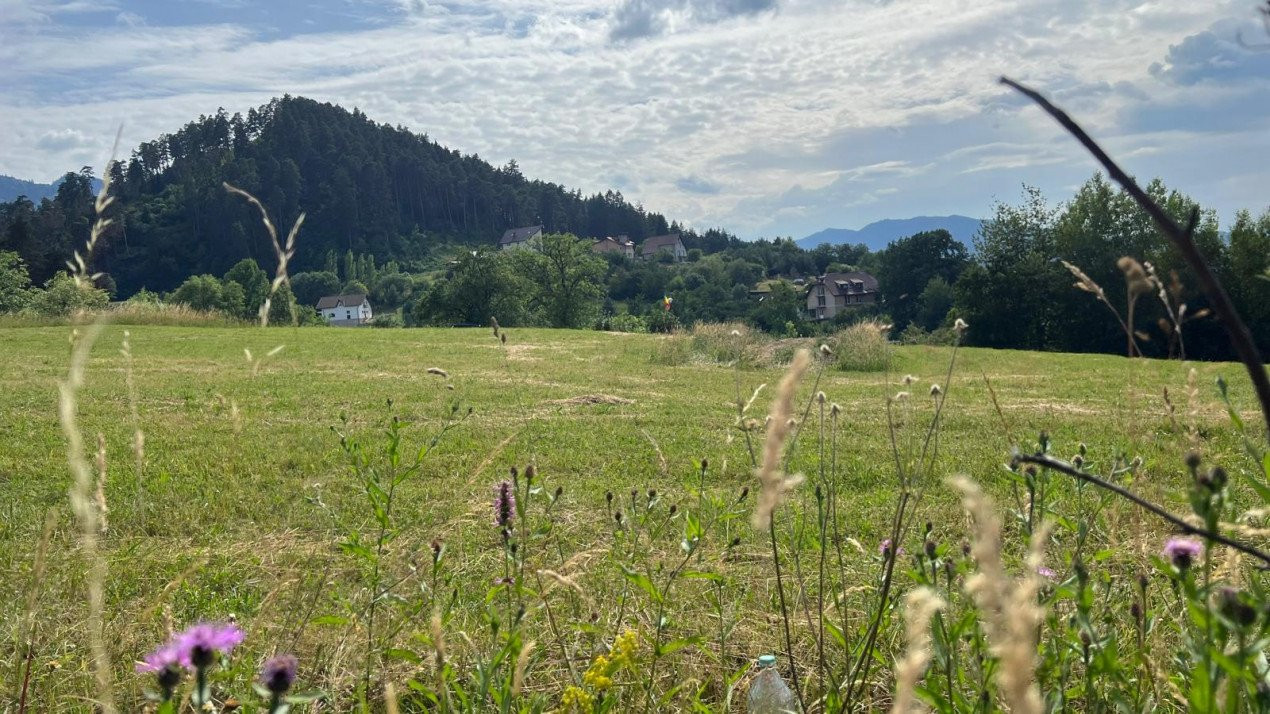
751 349 811 529
1117 256 1152 296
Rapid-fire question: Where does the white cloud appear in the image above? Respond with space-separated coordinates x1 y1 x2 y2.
0 0 1263 235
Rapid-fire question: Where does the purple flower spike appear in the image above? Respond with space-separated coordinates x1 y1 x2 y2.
260 654 299 694
1036 566 1056 580
174 622 245 669
493 480 516 527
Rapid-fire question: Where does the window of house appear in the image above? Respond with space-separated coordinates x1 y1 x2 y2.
346 311 352 319
817 296 826 306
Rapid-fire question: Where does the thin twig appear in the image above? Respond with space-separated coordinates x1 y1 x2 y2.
1013 452 1270 567
1002 77 1270 437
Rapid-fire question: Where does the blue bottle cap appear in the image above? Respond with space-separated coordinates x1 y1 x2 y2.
757 654 777 668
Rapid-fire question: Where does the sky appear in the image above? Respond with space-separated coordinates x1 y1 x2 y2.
1 0 1267 239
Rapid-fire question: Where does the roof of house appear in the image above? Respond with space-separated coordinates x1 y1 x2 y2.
316 294 370 309
640 233 682 254
499 225 544 246
812 271 879 297
592 236 635 252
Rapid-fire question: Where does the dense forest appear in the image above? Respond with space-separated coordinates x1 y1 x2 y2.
0 96 738 296
1 96 1268 362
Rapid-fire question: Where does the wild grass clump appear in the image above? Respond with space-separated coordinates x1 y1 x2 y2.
0 301 245 327
651 321 769 367
828 319 893 371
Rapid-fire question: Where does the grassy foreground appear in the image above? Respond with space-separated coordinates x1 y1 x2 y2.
0 325 1261 710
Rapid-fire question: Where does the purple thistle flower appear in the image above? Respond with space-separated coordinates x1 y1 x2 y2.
136 644 181 674
260 654 299 695
1163 537 1203 570
879 539 904 558
1036 566 1056 580
174 622 244 669
493 480 516 527
137 644 183 697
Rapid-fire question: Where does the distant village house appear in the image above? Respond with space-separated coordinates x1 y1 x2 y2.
499 225 544 250
807 271 879 320
317 294 374 326
640 233 686 262
591 235 636 259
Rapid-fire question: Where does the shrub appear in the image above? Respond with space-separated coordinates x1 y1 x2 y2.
30 274 110 316
688 321 766 367
829 319 893 371
644 309 677 334
595 313 647 333
371 311 403 328
648 321 771 367
897 323 957 345
169 274 225 312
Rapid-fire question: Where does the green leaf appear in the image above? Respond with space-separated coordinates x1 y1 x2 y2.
285 690 327 704
1187 660 1216 714
620 564 662 603
338 540 375 562
657 636 704 657
384 648 422 663
311 614 350 627
824 621 847 649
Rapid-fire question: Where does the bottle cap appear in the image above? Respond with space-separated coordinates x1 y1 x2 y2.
757 655 777 668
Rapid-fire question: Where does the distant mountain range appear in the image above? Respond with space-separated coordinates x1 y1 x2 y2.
0 173 104 203
797 215 983 251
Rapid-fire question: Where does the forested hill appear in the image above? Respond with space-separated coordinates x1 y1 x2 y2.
77 96 733 295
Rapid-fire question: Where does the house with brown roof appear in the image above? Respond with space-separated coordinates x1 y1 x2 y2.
639 233 686 262
498 225 544 251
591 235 636 259
317 294 374 326
806 271 879 320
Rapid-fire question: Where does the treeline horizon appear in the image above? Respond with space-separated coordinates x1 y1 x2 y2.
0 94 1267 361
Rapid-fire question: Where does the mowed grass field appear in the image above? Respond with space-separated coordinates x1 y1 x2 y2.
0 324 1262 709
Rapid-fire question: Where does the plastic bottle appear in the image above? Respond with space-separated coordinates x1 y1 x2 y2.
748 654 799 713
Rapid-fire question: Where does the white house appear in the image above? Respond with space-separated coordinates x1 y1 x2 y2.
806 272 879 320
640 233 687 262
498 225 544 251
591 235 636 259
316 294 373 326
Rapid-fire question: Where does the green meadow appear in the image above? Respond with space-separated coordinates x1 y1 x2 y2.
0 325 1262 710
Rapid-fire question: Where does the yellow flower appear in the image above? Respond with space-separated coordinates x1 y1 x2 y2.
560 685 593 712
583 654 614 691
612 629 639 668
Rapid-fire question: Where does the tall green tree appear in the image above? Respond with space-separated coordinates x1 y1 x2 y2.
512 233 606 328
291 271 341 307
954 185 1062 350
877 229 968 329
415 248 528 326
0 250 33 312
1228 209 1270 354
224 258 270 318
170 275 224 311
